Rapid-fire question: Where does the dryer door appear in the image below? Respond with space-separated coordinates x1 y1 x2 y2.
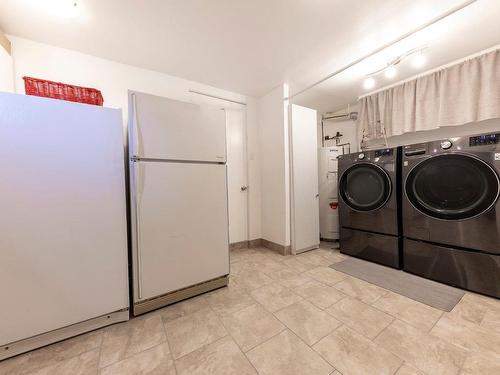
405 154 499 220
339 163 392 212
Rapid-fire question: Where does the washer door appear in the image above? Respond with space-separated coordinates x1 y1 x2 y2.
406 154 499 220
339 163 392 211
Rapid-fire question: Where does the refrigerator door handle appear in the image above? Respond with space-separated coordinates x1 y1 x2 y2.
132 160 144 300
130 93 141 159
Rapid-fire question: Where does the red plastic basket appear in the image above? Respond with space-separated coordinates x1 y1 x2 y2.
23 77 104 106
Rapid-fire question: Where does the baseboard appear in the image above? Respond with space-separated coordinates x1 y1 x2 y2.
261 238 292 256
229 240 250 250
230 238 291 256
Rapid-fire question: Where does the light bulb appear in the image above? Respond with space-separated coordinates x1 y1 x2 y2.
384 66 397 79
411 53 426 68
363 77 376 90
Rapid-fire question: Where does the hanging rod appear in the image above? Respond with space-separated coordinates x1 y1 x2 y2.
188 89 247 106
286 0 478 100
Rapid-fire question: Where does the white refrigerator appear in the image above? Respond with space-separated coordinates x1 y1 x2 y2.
0 92 129 360
128 91 229 315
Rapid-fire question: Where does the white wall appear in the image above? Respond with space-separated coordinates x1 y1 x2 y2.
258 85 289 246
9 36 262 241
321 119 359 154
0 35 13 92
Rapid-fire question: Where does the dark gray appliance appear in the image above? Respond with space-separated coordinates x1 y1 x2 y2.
338 147 402 268
402 132 500 298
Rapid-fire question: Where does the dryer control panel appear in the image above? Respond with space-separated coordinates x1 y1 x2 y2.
469 133 500 146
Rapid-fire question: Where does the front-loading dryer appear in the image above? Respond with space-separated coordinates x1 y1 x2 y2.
338 147 402 268
402 132 500 298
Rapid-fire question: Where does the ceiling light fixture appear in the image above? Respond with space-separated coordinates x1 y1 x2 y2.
411 51 427 68
363 77 376 90
384 65 397 79
286 0 477 100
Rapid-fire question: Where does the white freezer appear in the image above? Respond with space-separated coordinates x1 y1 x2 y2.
129 91 227 162
0 93 129 356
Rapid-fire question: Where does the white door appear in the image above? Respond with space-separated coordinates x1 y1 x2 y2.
132 161 229 301
129 91 226 162
226 109 248 245
290 104 320 254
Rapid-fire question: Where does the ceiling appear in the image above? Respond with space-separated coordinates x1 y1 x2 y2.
0 0 496 103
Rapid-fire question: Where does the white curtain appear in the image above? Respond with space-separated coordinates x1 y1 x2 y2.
358 48 500 145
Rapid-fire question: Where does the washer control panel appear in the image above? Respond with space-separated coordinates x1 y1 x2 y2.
440 140 452 149
469 133 500 146
358 153 365 160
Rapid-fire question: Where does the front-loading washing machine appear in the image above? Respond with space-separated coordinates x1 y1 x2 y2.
402 131 500 298
338 147 402 268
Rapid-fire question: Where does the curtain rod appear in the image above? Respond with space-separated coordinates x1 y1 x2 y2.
188 89 247 106
286 0 478 100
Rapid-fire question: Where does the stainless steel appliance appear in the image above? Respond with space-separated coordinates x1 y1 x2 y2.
128 91 229 316
402 132 500 298
338 147 402 268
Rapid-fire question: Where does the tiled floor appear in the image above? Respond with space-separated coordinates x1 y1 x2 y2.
2 244 500 375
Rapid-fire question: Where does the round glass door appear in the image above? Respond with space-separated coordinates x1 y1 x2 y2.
339 163 392 211
405 154 499 220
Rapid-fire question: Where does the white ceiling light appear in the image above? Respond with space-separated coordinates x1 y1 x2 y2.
384 65 397 79
411 51 427 68
363 77 376 90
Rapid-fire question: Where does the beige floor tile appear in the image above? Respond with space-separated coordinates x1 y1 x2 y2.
15 330 103 374
333 276 388 304
395 363 426 375
313 325 402 375
99 313 167 368
229 261 247 275
481 309 500 333
446 294 489 324
275 300 341 345
100 343 175 375
0 352 32 375
430 313 500 359
205 287 255 316
269 267 313 288
282 258 316 272
164 307 227 359
315 248 347 264
460 353 500 375
230 249 259 263
375 319 466 375
244 258 287 275
373 291 443 332
247 330 333 375
231 269 274 291
175 336 257 375
326 296 393 339
221 303 285 352
28 349 99 375
158 294 209 322
250 283 303 313
293 280 346 309
305 267 347 286
296 251 332 267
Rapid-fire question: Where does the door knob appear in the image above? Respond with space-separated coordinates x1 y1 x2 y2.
315 194 319 198
241 186 248 191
